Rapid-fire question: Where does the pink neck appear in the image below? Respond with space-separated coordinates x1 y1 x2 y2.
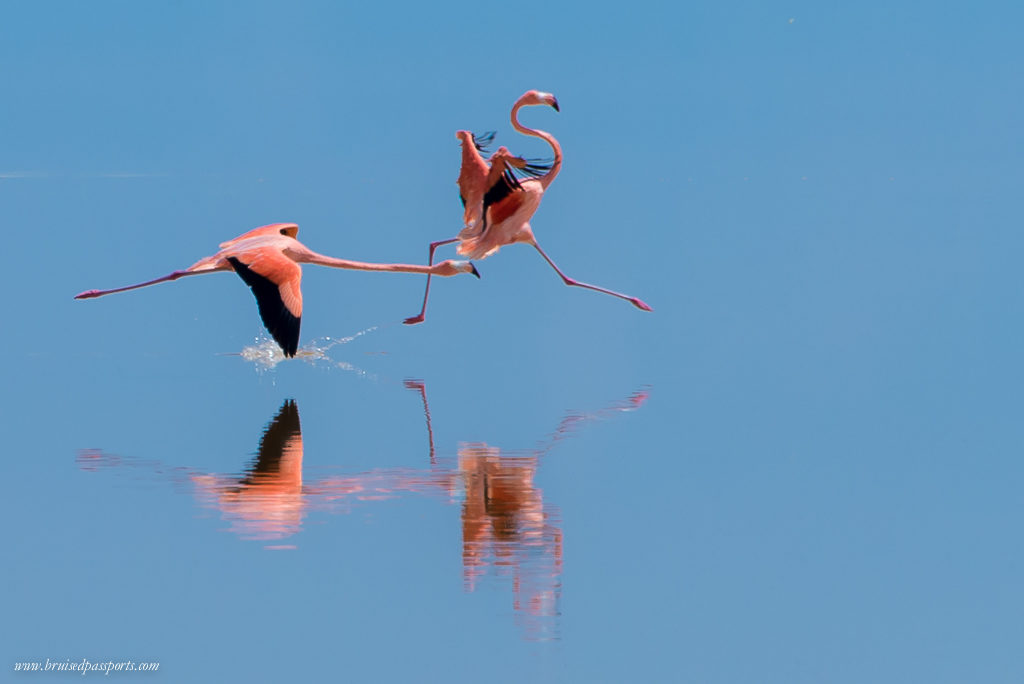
304 252 445 275
511 104 563 189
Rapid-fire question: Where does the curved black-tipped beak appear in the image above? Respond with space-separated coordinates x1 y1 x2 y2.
470 263 481 278
550 97 560 112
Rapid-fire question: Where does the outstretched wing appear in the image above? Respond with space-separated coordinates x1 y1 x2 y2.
219 223 299 249
457 132 492 228
226 249 302 357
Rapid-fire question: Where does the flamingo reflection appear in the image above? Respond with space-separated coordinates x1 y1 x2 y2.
191 399 305 542
456 443 563 630
78 386 647 638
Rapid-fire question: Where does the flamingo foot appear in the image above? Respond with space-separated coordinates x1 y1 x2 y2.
403 315 426 326
631 298 653 312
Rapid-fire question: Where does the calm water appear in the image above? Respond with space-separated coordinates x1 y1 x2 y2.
6 335 665 682
75 380 648 642
5 2 1024 682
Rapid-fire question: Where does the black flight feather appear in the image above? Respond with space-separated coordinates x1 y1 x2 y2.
510 157 554 180
472 131 496 152
482 168 521 216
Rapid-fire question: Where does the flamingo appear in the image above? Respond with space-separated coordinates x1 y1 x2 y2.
404 90 653 325
75 222 480 357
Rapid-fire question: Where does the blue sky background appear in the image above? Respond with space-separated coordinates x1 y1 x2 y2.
2 1 1023 682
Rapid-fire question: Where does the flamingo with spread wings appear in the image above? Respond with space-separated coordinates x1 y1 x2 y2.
76 223 479 357
404 90 652 325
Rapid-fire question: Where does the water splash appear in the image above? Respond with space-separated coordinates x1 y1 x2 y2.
237 326 378 371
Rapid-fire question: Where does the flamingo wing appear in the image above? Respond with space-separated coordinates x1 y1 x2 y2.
219 223 299 249
457 132 492 227
226 249 303 357
482 165 527 226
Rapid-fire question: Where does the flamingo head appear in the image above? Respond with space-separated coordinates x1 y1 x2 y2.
518 90 560 112
439 260 481 278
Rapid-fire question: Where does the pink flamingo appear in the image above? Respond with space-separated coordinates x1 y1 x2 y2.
76 223 479 357
404 90 653 325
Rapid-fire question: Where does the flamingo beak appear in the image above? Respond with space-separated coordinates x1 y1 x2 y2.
550 97 560 112
470 263 481 278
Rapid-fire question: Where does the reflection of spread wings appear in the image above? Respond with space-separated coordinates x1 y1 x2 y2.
197 399 305 541
247 399 302 480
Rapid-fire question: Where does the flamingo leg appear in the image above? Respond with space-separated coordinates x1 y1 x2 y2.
74 267 223 300
531 242 653 312
403 237 459 325
404 379 436 465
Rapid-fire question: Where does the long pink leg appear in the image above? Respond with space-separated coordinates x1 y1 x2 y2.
403 379 436 464
403 237 459 325
532 242 653 312
75 268 221 299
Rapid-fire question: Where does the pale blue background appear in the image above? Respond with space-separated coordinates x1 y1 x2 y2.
3 1 1023 682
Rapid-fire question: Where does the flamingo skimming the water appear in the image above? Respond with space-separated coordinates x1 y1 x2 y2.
76 222 479 357
404 90 652 325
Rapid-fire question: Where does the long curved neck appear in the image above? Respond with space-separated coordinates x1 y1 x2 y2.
511 103 562 189
302 250 447 275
